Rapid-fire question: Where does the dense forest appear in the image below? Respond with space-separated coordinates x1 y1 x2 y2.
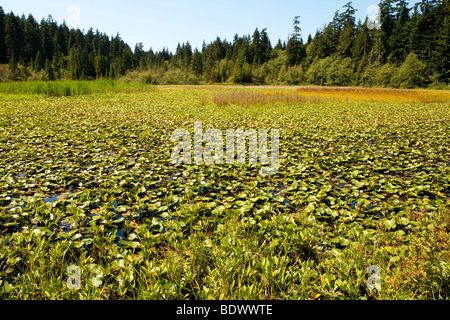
0 0 448 87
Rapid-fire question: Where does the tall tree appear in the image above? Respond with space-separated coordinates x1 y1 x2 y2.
336 2 357 57
378 0 396 61
388 0 411 64
250 28 262 65
23 14 41 64
287 16 306 66
260 28 272 63
0 7 7 63
191 48 203 75
352 19 372 62
5 12 23 63
40 16 57 61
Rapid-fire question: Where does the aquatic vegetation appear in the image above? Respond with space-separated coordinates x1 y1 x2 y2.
0 85 449 299
0 80 156 97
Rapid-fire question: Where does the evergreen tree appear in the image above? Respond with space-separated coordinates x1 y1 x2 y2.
287 16 306 66
352 19 372 62
23 14 41 64
44 58 55 80
260 28 272 63
0 7 8 64
5 13 23 63
250 28 262 65
34 50 45 71
40 16 57 61
134 42 145 69
191 48 203 75
431 0 449 82
378 0 396 62
388 0 411 64
336 2 357 57
274 39 284 51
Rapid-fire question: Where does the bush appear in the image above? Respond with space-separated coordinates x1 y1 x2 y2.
362 63 398 87
305 57 328 86
325 57 354 86
305 56 354 86
391 53 427 88
286 64 305 85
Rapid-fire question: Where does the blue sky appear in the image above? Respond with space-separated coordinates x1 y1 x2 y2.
0 0 421 52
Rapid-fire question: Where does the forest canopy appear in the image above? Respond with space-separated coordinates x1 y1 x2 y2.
0 0 448 88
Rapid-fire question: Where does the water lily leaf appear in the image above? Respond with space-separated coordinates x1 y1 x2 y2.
339 237 350 247
111 259 125 271
119 240 141 249
384 219 396 230
112 217 125 224
305 203 315 213
204 239 213 248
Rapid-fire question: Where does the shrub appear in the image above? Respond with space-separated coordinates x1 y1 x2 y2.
305 56 354 86
362 63 398 87
325 57 354 86
391 53 427 88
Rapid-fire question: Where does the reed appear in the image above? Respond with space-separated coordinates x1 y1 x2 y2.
212 87 450 106
0 80 156 97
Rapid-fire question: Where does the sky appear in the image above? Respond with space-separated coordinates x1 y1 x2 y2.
0 0 422 53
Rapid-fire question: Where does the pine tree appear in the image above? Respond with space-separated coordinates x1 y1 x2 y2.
352 19 371 62
388 0 411 64
5 13 23 64
260 28 272 63
191 48 203 75
431 0 449 82
287 16 306 66
336 2 357 57
34 50 45 71
45 58 55 80
0 7 7 64
0 0 447 86
378 0 396 62
23 14 41 64
40 16 57 62
250 28 262 65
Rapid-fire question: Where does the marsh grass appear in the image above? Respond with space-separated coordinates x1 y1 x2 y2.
1 204 448 300
0 80 156 97
212 90 328 107
211 87 450 106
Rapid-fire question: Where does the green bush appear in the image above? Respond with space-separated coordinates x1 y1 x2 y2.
362 63 398 87
305 56 354 86
325 57 354 86
305 57 328 86
391 53 427 88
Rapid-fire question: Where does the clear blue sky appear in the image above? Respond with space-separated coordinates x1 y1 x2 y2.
0 0 421 52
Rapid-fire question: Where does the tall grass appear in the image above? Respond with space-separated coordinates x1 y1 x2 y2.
296 86 450 103
0 80 156 97
212 90 327 106
211 87 450 106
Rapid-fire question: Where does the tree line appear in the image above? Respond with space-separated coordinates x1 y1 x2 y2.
0 0 448 88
